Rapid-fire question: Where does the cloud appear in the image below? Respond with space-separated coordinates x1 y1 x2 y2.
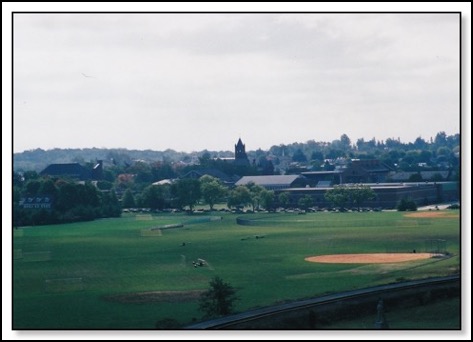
12 13 460 153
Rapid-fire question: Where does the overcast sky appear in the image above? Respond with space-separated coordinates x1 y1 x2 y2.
12 12 460 153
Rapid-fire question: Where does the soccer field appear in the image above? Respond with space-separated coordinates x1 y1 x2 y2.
12 210 460 329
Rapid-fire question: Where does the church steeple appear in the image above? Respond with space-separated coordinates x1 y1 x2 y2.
234 138 250 165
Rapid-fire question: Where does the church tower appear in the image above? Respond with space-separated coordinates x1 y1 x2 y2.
234 138 250 166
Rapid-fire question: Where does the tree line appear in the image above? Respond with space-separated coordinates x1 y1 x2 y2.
14 131 460 176
13 173 121 227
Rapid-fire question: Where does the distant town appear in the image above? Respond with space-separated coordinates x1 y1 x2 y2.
13 132 460 226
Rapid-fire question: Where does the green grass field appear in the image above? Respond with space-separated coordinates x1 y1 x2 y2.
12 210 460 329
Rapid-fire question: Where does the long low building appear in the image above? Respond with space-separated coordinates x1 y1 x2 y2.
276 182 458 209
235 175 307 190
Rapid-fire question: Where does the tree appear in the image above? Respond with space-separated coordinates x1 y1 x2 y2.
278 192 290 209
200 175 227 211
324 186 350 209
141 185 166 210
199 276 239 319
172 179 201 212
292 148 307 162
349 185 376 211
259 189 275 211
246 183 266 211
227 186 252 210
397 199 417 211
408 173 423 182
39 179 58 198
325 185 376 211
25 180 42 196
298 195 313 211
198 151 212 167
340 134 351 151
100 190 121 217
257 157 275 175
122 189 136 208
310 151 324 162
434 131 447 147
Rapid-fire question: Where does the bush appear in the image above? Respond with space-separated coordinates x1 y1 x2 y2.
199 276 239 319
397 199 417 211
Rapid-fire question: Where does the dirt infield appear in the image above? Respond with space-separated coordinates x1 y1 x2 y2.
305 253 438 264
404 211 459 219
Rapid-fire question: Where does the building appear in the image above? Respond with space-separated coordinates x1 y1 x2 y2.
276 182 458 209
19 196 53 210
234 138 250 166
235 175 307 190
40 160 103 180
302 159 393 186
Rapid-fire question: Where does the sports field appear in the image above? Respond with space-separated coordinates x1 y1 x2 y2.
12 210 460 329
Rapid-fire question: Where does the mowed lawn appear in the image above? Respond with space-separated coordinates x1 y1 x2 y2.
12 210 460 329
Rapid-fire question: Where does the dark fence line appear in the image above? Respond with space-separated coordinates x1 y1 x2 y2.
185 275 460 329
236 215 430 228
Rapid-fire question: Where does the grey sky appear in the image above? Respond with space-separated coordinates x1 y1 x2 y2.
13 13 460 153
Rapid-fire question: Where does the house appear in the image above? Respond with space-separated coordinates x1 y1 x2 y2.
40 160 103 180
235 175 307 190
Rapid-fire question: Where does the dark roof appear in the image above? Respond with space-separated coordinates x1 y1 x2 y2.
388 171 450 181
316 180 332 188
235 175 303 187
40 163 89 179
180 169 239 184
350 160 393 172
302 171 342 176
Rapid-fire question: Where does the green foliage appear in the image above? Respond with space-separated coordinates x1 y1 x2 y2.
96 180 114 191
298 195 313 210
141 185 167 210
14 131 460 176
246 182 266 211
278 192 290 209
200 176 227 211
310 151 324 162
397 199 418 211
39 179 58 197
408 173 423 182
324 185 376 210
227 186 252 209
259 189 275 211
121 189 136 208
25 180 42 196
292 148 307 162
324 185 350 209
349 185 376 211
199 276 239 319
172 179 201 212
98 190 121 217
13 178 122 226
